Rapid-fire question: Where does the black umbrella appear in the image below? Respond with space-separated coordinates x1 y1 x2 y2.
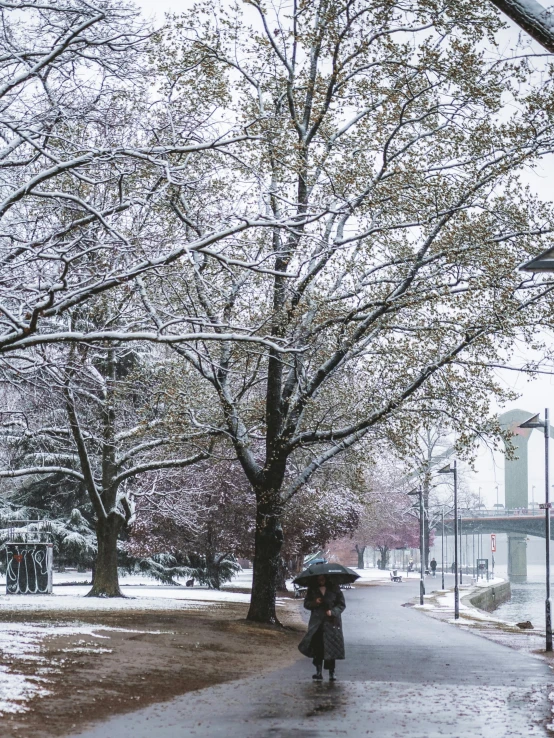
293 561 360 587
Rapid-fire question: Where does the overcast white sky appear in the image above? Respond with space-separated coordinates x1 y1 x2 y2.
133 0 554 507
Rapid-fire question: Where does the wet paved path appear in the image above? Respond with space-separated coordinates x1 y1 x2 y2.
70 577 554 737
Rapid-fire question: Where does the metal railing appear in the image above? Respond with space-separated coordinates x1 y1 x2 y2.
453 507 543 518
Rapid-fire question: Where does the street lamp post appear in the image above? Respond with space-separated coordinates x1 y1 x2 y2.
518 246 554 650
472 531 475 580
439 461 459 619
478 486 483 559
459 513 463 584
519 410 552 652
441 505 445 590
408 487 425 605
420 490 425 603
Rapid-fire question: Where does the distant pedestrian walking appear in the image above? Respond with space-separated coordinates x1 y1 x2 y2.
451 561 456 574
408 558 414 572
298 574 346 682
430 558 437 577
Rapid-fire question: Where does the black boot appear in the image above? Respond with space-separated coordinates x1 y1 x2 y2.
312 665 323 680
329 669 336 681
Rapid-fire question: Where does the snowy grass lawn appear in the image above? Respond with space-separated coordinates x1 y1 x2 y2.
53 568 256 589
0 589 251 613
0 589 303 735
0 580 292 613
53 566 392 593
0 621 130 716
0 569 290 716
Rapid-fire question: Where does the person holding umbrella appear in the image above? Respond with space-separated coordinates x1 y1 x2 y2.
295 562 358 681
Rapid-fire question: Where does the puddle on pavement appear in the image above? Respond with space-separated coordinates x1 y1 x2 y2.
305 682 347 718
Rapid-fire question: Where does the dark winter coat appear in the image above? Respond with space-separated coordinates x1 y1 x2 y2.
298 585 346 661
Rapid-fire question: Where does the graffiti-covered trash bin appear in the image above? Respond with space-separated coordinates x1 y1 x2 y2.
6 543 53 594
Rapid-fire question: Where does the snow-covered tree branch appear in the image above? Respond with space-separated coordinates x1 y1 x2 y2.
142 0 554 623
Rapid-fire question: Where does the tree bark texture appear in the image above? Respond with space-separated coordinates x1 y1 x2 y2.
87 515 123 597
378 546 390 569
356 544 366 569
247 505 284 623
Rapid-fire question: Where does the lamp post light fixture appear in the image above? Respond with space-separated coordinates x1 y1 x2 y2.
438 460 459 620
518 410 552 652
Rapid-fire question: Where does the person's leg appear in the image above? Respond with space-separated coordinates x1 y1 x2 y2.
311 628 324 680
325 659 337 680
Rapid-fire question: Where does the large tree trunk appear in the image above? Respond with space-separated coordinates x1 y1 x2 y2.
247 503 284 624
356 544 366 569
276 557 288 592
87 515 123 597
378 546 390 569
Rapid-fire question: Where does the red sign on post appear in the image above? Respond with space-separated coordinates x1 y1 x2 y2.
491 534 497 553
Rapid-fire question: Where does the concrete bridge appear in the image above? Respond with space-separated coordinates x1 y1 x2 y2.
449 511 550 539
437 508 550 581
458 409 554 581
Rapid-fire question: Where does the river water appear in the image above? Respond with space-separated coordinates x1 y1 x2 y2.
493 565 549 627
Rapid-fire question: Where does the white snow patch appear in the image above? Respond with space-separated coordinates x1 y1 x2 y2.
419 579 519 627
53 568 257 590
0 585 271 615
0 619 188 716
0 621 111 716
350 568 393 582
0 665 50 715
60 647 113 654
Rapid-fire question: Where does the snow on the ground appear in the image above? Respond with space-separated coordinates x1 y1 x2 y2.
0 568 284 717
0 586 284 613
0 565 281 703
0 622 116 715
0 666 50 716
0 567 292 614
0 620 182 715
222 569 253 589
352 567 404 582
413 578 520 628
54 565 394 592
418 589 508 622
52 568 256 590
473 576 505 587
